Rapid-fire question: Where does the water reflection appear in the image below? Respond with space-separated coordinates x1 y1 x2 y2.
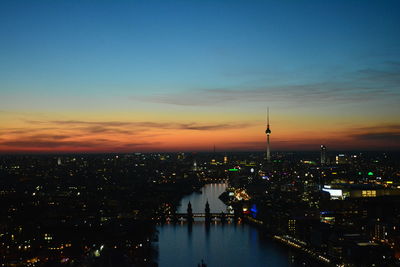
157 184 303 267
157 222 299 267
177 183 227 213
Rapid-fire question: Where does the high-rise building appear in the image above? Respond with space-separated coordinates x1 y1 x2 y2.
193 160 198 171
321 145 327 165
265 108 271 163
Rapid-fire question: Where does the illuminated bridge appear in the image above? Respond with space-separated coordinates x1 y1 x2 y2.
200 178 229 183
173 213 235 219
163 201 239 223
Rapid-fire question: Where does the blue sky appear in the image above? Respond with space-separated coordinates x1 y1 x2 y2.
0 0 399 151
2 0 399 93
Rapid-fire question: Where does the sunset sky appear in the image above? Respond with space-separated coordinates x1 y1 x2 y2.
1 0 399 153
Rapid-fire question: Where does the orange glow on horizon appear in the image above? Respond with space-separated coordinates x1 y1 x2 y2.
0 111 399 153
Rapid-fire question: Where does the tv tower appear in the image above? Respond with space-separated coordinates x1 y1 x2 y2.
265 107 271 163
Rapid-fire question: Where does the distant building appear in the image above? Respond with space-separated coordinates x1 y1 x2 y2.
320 145 326 165
335 154 348 165
193 160 198 171
322 184 400 199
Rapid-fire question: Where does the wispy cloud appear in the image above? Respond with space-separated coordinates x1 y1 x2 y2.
136 84 397 106
135 63 400 106
356 62 400 84
350 124 400 132
0 119 253 151
0 140 102 148
347 123 400 145
25 119 252 132
0 138 160 151
351 132 400 143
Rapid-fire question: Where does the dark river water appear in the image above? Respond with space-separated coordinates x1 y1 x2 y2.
156 183 305 267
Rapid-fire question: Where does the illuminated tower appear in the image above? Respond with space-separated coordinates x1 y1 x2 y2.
265 108 271 163
320 145 327 165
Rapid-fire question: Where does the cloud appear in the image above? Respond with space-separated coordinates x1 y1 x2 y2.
82 125 135 135
350 124 400 132
136 83 397 106
0 127 58 135
28 134 72 140
351 132 400 143
0 119 254 151
24 119 252 132
356 61 400 84
48 120 133 127
0 140 102 148
0 135 161 150
134 63 400 107
347 123 400 145
176 122 250 130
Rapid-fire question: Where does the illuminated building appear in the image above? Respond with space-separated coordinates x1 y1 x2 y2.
288 219 296 235
320 145 326 165
265 107 271 163
323 184 400 199
193 160 198 171
335 154 347 164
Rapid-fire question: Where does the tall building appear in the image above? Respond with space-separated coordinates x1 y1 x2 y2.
321 145 327 165
193 160 198 171
265 108 271 163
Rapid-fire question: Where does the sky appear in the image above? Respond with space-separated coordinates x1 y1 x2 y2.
0 0 399 153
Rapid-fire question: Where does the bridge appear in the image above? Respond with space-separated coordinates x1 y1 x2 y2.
200 178 229 183
174 213 235 219
163 201 239 223
165 213 236 223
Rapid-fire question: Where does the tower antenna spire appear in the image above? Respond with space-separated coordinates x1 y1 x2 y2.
265 107 271 163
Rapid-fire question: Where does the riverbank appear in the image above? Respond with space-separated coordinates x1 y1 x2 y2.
218 191 333 266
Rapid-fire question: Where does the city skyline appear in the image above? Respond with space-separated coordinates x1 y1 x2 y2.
1 0 400 153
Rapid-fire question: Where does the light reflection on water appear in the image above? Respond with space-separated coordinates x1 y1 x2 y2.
157 184 302 267
177 183 228 213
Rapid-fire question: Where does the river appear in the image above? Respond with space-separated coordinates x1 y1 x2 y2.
156 183 306 267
